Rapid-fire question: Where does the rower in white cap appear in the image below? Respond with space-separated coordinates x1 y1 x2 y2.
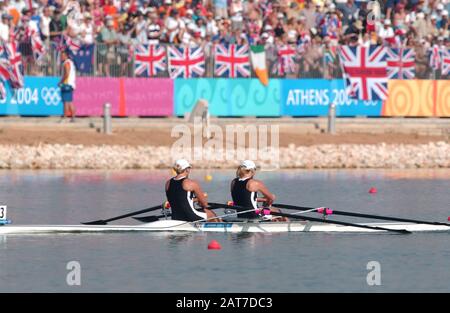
230 160 287 221
165 159 220 222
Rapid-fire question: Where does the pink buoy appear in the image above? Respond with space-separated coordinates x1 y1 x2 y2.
369 187 378 194
207 240 222 250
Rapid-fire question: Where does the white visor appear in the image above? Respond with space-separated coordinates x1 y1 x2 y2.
241 160 256 170
174 159 191 170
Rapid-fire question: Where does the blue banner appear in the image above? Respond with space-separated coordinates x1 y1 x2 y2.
0 76 63 116
175 78 281 116
281 79 382 116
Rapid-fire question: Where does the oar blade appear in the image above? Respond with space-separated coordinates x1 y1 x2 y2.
81 220 108 225
133 216 160 223
81 205 163 225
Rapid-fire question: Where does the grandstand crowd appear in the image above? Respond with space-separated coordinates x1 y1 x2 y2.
0 0 448 78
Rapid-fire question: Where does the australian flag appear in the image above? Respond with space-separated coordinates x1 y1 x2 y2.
60 35 94 74
70 44 95 74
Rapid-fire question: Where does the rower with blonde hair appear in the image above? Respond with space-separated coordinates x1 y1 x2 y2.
165 159 220 222
230 160 287 221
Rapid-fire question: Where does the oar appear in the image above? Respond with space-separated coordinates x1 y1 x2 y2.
133 214 170 223
275 203 450 227
132 204 236 223
270 211 411 234
82 205 162 225
207 202 246 210
207 202 409 233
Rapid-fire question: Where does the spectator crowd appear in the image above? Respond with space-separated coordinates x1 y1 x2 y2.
0 0 448 78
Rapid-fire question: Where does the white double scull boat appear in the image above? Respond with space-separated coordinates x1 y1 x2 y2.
1 219 450 234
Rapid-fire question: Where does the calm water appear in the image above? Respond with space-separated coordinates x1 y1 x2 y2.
0 169 449 292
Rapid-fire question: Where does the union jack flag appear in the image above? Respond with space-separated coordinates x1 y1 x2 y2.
272 45 296 76
5 41 24 89
168 45 205 78
386 47 415 79
62 35 81 54
429 44 441 71
31 33 45 62
0 42 9 99
214 44 250 78
26 22 46 63
0 39 24 98
339 45 388 101
441 48 450 76
134 44 166 77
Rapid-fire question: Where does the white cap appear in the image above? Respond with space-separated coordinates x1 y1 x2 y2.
174 159 191 170
186 9 193 15
442 10 448 16
384 19 391 25
261 32 269 38
240 160 256 170
431 14 438 20
437 3 444 10
277 13 284 19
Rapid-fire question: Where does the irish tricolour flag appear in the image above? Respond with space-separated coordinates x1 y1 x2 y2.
250 45 269 86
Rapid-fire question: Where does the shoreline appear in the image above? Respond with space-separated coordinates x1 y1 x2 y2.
0 117 448 170
0 142 448 170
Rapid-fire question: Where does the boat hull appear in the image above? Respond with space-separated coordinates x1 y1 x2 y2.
1 220 449 234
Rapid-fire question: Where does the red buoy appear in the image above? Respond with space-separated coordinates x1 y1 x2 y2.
369 187 378 194
207 240 222 250
447 216 450 221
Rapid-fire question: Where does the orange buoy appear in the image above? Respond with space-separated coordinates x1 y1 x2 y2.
207 240 222 250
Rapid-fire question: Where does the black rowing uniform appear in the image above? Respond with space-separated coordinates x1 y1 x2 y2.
231 177 260 219
166 177 207 222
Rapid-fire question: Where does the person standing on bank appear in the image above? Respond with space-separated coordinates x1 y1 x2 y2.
58 49 76 123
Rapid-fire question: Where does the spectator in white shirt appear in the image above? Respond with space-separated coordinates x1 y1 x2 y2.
80 12 95 44
0 14 11 42
378 19 395 45
165 9 184 43
134 12 148 44
40 6 52 41
12 0 26 13
206 12 218 37
147 11 161 45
